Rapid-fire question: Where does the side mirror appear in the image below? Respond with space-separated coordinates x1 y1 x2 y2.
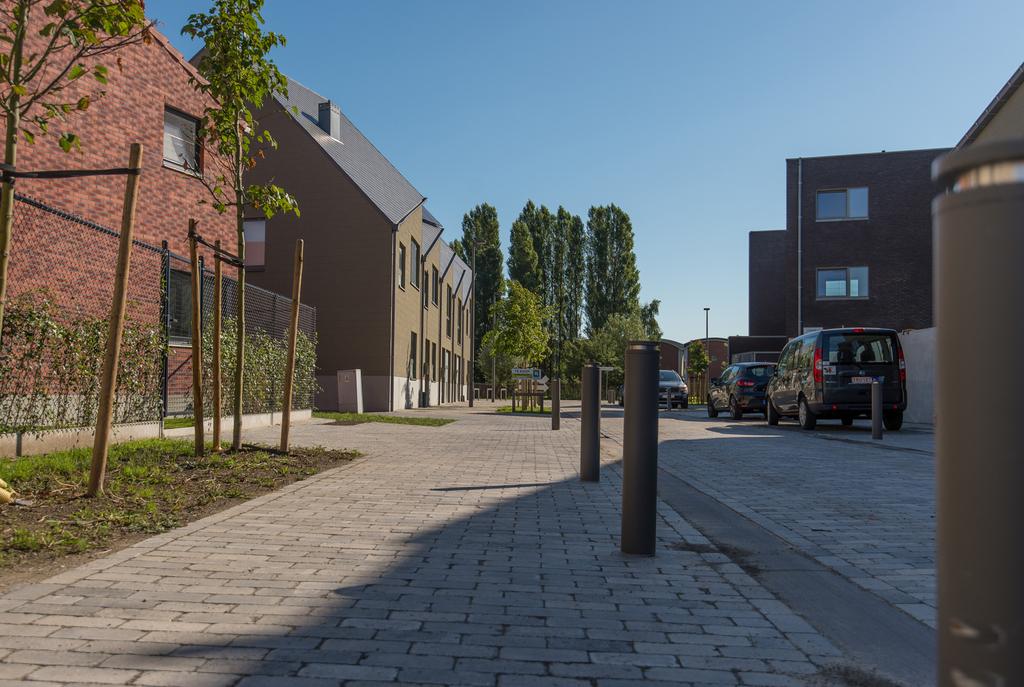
710 377 720 386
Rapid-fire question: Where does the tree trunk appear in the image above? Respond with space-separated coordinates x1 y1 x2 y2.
0 7 26 347
231 140 245 450
0 110 19 347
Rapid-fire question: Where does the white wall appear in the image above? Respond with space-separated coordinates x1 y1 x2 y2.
899 327 936 426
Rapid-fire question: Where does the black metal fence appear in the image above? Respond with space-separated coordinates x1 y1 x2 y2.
1 193 316 434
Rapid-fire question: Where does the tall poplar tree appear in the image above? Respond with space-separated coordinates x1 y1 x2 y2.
459 203 503 372
564 212 585 340
507 219 539 292
585 204 641 334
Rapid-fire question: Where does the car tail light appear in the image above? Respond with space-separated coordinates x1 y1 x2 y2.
737 379 755 388
813 346 823 384
898 345 907 382
852 327 865 333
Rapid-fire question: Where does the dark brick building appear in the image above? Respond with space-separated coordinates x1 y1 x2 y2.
749 148 948 337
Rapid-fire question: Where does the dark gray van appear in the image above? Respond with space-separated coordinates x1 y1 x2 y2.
766 327 907 430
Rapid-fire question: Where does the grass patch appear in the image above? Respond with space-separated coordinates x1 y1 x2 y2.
163 417 195 429
495 405 551 415
313 411 454 427
0 438 359 581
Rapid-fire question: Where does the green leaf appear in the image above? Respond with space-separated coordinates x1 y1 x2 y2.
67 63 86 81
58 132 80 153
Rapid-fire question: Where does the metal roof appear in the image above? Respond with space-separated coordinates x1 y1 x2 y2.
422 206 442 228
274 77 425 225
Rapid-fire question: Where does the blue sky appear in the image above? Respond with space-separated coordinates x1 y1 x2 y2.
149 0 1022 342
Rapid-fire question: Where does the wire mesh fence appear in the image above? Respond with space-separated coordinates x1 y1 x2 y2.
1 193 317 434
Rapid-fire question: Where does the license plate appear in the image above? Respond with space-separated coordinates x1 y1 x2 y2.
852 376 879 384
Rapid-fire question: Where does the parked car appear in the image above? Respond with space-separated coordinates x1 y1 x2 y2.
707 362 776 419
765 327 906 431
617 370 689 408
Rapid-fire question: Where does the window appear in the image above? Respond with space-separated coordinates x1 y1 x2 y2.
410 240 420 288
824 332 896 364
409 332 417 379
163 108 200 174
457 297 463 342
398 243 406 289
432 342 437 380
446 286 453 337
244 219 266 269
816 267 869 298
816 187 868 221
167 269 193 343
431 266 439 305
422 270 429 309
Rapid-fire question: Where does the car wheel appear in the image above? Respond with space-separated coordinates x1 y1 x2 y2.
841 416 854 427
707 396 718 418
729 396 743 420
798 397 817 430
766 396 780 426
883 410 903 431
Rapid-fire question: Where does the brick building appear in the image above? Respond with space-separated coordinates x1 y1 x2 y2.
2 27 233 255
748 148 948 338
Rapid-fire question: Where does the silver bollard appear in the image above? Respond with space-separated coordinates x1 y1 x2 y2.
621 341 659 556
551 378 560 431
934 140 1024 686
580 364 600 481
871 380 883 440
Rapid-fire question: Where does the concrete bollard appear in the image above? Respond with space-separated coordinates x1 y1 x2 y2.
871 381 883 440
580 364 600 481
933 140 1024 686
621 341 659 556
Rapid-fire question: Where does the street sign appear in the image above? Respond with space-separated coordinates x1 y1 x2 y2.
512 367 541 380
536 375 549 392
509 364 536 380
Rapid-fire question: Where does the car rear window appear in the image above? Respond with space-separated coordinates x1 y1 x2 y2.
659 370 682 382
823 333 896 364
744 365 774 378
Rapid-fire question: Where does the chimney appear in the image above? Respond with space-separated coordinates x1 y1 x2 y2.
317 100 341 140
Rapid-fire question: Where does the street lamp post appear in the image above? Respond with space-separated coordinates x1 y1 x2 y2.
469 238 476 408
704 307 710 399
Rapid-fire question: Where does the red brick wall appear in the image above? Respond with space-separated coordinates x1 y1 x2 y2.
0 24 233 257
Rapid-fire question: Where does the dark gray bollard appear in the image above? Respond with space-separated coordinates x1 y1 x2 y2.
621 341 659 556
934 140 1024 686
551 378 560 430
871 381 883 440
580 364 600 481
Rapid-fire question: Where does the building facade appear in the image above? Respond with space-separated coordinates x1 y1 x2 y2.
748 148 948 338
248 77 472 412
958 62 1024 148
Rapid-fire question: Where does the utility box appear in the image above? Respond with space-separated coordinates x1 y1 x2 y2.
337 369 363 413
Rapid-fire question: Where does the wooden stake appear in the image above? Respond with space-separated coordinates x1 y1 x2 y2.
212 240 222 452
280 239 304 452
88 143 143 497
188 221 205 458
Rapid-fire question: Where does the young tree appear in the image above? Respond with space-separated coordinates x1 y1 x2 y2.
586 311 647 386
687 339 709 379
460 203 503 372
507 219 539 292
640 298 662 340
0 0 149 342
184 0 298 449
482 280 550 367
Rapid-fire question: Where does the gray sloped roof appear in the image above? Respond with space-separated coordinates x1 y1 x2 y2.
421 220 443 256
422 206 442 228
274 77 425 225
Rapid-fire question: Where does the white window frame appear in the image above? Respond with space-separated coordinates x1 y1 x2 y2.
163 107 200 175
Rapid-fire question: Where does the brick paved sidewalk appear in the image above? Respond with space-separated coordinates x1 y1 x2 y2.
0 408 843 686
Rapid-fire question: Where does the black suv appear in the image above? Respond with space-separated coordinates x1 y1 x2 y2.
707 362 776 420
766 327 907 430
